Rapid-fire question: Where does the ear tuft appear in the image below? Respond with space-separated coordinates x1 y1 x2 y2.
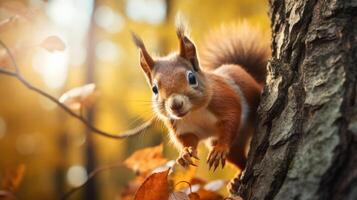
130 31 155 84
131 31 145 50
175 13 190 40
175 13 200 71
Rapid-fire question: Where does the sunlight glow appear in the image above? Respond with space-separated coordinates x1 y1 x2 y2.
46 0 76 27
67 165 88 187
39 0 94 88
32 49 69 89
126 0 167 24
95 5 124 33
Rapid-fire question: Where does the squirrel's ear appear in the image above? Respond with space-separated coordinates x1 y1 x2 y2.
131 32 155 83
176 18 200 72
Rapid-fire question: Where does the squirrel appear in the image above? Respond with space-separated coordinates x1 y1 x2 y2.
131 18 270 193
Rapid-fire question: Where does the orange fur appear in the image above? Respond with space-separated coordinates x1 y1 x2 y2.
132 20 270 174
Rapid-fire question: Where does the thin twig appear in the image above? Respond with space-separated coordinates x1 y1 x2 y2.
61 163 123 200
0 40 153 139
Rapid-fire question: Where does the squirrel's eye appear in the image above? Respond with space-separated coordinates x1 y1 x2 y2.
152 84 158 95
187 71 198 87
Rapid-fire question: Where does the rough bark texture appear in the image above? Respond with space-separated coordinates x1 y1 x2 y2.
236 0 357 199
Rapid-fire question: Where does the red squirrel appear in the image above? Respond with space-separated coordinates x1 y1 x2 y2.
131 18 270 185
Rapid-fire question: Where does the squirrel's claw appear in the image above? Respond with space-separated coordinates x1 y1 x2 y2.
207 145 228 171
176 146 198 168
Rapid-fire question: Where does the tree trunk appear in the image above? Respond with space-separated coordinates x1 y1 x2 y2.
236 0 357 199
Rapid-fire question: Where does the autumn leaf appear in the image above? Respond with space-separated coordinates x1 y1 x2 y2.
196 189 223 200
188 192 200 200
59 83 97 111
124 144 168 175
134 169 170 200
1 164 26 192
169 191 190 200
40 35 66 52
121 177 144 200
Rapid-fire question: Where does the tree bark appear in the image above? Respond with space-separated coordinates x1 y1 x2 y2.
236 0 357 199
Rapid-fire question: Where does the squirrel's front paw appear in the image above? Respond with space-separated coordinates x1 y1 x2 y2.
207 144 229 171
176 146 199 168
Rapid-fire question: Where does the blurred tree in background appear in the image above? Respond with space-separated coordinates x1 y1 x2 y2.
0 0 268 199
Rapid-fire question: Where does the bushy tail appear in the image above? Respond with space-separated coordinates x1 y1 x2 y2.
200 22 271 84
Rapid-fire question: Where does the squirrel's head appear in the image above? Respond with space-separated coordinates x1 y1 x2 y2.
132 23 210 120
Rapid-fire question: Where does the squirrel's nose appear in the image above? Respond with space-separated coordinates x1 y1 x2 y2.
170 100 183 111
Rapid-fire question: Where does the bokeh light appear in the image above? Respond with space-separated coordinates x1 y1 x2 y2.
95 40 121 62
66 165 88 187
32 49 69 89
126 0 167 24
95 5 124 33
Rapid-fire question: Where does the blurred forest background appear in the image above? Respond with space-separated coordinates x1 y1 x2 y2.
0 0 269 199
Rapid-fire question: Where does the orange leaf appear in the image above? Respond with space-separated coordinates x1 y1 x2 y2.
134 169 170 200
124 144 167 175
188 192 200 200
40 35 66 52
1 164 26 192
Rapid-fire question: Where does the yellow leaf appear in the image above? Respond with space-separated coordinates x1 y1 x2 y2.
40 35 66 52
134 169 170 200
59 83 97 111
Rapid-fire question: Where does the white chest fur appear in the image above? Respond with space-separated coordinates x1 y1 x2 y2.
175 108 219 139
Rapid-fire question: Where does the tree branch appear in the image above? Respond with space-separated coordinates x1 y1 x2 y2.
0 40 153 139
61 163 123 200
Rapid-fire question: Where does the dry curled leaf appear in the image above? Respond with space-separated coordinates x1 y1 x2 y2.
124 144 167 175
59 83 96 111
1 164 26 192
188 192 200 200
40 35 66 52
196 189 223 200
169 191 190 200
134 169 170 200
